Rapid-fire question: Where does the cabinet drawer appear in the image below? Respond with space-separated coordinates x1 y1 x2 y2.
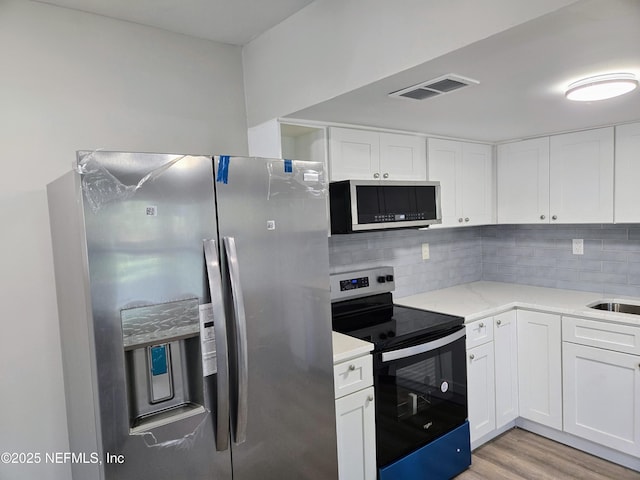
466 318 494 349
334 355 373 399
563 316 640 355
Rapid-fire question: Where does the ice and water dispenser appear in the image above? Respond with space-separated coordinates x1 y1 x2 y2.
121 298 211 431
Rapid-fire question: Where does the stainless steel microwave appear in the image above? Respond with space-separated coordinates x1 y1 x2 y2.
329 180 442 234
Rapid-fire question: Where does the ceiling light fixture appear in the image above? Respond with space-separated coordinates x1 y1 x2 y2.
565 73 639 101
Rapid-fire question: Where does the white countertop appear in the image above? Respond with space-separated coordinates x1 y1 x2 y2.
396 281 640 326
332 331 374 364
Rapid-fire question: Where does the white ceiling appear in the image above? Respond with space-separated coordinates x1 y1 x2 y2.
34 0 314 45
289 0 640 143
34 0 640 143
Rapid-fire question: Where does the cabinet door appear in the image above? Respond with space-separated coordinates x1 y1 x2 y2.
497 138 550 224
335 386 376 480
614 122 640 223
428 139 493 227
379 133 426 180
467 342 496 444
563 342 640 456
329 127 380 181
494 311 518 428
428 138 462 227
461 142 494 226
549 127 614 223
517 311 562 430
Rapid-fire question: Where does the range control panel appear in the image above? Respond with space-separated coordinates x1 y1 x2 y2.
330 266 395 302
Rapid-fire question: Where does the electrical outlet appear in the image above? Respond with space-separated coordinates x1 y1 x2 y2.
421 243 430 260
572 239 584 255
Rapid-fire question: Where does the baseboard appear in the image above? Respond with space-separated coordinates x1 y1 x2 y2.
514 418 640 472
471 421 516 451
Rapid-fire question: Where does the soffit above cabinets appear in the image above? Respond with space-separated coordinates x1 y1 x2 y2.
288 0 640 143
33 0 314 45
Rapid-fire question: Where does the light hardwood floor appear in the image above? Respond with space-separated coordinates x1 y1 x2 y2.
456 428 640 480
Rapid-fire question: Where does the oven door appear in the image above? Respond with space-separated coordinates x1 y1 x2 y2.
374 326 467 468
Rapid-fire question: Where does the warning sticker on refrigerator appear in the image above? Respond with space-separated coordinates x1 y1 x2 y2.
199 303 217 376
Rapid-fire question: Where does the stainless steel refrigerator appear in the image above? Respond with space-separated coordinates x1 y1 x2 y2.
47 151 338 480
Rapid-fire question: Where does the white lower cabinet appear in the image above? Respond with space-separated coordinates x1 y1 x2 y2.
563 317 640 456
467 340 496 443
466 311 518 445
335 386 376 480
334 354 376 480
494 311 519 428
517 310 562 430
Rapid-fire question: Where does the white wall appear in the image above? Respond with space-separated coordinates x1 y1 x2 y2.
242 0 579 127
0 2 247 479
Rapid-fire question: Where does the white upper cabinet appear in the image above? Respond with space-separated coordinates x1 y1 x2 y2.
549 127 614 223
614 122 640 223
379 133 427 180
428 138 493 227
329 128 380 180
328 127 426 181
497 127 614 224
497 137 550 224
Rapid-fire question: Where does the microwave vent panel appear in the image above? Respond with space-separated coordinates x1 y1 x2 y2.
389 74 479 100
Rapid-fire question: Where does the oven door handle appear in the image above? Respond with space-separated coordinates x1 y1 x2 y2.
381 328 465 363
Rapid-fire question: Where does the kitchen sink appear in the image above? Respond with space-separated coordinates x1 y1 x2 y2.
589 302 640 315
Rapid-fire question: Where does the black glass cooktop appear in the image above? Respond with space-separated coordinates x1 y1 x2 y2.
331 292 463 350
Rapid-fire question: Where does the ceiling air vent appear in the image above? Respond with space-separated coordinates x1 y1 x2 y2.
389 74 479 100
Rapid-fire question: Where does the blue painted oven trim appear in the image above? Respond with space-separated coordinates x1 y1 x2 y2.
379 421 471 480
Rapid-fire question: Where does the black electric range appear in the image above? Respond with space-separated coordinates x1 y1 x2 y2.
330 267 471 480
332 291 463 350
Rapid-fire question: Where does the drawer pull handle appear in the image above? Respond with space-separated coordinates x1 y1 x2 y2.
367 394 374 402
469 354 475 360
348 364 356 371
479 322 484 328
496 319 502 325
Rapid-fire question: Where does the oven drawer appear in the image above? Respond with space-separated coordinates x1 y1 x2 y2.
334 354 373 399
466 317 494 349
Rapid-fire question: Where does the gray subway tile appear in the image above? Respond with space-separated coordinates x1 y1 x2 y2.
578 271 627 284
556 268 579 281
602 261 630 274
516 256 558 267
556 280 603 294
574 227 628 240
603 240 640 252
603 283 640 297
628 228 640 241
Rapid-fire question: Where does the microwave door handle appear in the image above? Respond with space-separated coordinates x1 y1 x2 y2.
203 239 230 452
223 236 248 445
381 328 465 363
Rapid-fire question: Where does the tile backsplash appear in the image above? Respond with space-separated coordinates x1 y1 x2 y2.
328 224 640 299
328 227 483 298
482 224 640 297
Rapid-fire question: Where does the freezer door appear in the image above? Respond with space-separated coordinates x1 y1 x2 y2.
74 152 232 480
214 157 338 480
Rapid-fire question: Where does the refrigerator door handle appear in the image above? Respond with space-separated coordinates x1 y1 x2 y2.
223 236 248 445
203 239 230 452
